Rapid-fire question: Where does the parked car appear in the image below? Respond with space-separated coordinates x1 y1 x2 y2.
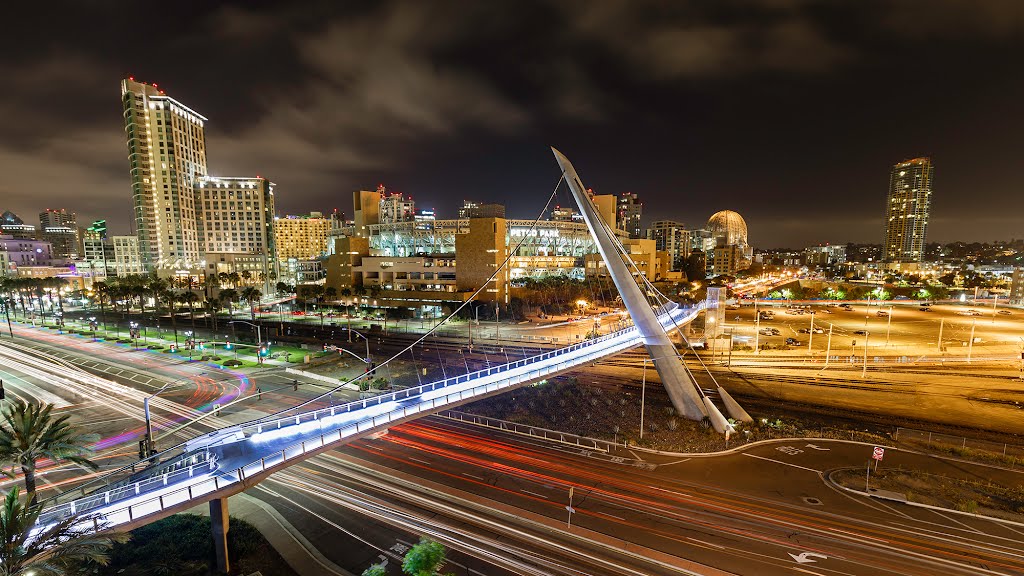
785 337 801 345
853 329 868 335
876 310 889 317
919 306 931 311
798 328 810 333
759 328 776 336
998 310 1012 316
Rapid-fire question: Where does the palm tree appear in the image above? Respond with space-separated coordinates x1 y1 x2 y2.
240 270 253 286
93 282 110 332
219 289 238 320
179 291 200 328
0 400 99 504
239 287 262 322
227 272 241 288
148 277 169 327
0 486 127 575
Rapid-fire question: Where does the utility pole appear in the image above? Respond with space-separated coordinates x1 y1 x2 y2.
992 294 998 323
968 319 976 364
937 318 944 352
864 294 871 327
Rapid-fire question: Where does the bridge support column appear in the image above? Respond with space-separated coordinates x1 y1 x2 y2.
210 497 230 574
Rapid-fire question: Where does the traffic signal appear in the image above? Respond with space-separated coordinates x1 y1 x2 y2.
0 380 4 400
169 344 177 353
138 440 147 460
198 341 205 351
225 341 232 350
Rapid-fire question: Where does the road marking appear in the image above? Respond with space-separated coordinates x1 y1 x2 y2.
931 509 985 534
790 551 828 564
688 537 725 549
462 473 484 480
793 568 829 576
408 457 430 464
521 489 549 499
743 453 822 473
658 458 691 467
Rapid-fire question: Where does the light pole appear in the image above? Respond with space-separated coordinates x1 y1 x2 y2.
862 330 869 378
937 318 944 353
185 330 194 361
807 312 814 357
968 319 976 364
639 358 648 440
144 372 206 458
89 316 97 342
227 320 262 349
885 305 893 346
129 321 139 349
824 323 833 369
348 328 372 370
754 299 760 355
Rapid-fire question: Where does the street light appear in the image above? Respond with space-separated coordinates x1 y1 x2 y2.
227 320 262 349
89 316 98 342
144 372 207 459
129 321 140 349
347 328 372 372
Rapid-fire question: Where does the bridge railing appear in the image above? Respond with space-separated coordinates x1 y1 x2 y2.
38 302 703 524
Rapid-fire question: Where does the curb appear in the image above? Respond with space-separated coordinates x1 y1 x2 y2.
825 469 1024 530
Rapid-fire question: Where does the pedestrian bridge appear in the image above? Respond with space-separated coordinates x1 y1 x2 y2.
37 301 703 535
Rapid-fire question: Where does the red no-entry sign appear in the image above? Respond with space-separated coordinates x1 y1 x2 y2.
872 446 885 461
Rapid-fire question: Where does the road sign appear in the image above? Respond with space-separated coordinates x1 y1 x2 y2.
872 446 884 461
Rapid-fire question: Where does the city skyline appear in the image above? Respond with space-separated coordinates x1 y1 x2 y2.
1 1 1022 247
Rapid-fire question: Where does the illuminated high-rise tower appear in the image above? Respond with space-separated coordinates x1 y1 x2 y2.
883 157 933 263
121 78 208 271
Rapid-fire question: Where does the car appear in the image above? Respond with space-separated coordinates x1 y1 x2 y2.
785 337 801 345
759 328 775 336
853 330 868 335
968 309 983 316
876 310 889 317
919 306 931 311
998 310 1012 316
770 328 781 335
811 327 824 334
818 308 833 314
798 328 810 333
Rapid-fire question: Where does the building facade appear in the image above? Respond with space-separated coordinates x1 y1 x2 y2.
804 244 847 267
647 220 689 271
378 188 416 224
458 201 506 219
883 157 933 264
196 176 277 289
274 212 331 260
122 78 209 272
0 235 53 276
617 192 643 239
112 236 145 276
1 211 35 240
39 208 79 259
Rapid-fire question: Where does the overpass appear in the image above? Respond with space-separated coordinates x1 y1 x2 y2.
32 150 747 572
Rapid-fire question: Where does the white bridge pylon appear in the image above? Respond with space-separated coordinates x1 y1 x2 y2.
553 147 746 433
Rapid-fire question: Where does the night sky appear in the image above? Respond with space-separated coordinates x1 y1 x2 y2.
2 1 1022 248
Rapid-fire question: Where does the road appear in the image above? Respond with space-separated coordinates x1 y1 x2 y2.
247 416 1024 575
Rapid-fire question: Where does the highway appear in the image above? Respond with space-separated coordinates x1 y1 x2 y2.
252 416 1024 575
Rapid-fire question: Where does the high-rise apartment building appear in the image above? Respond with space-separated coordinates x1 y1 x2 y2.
883 157 933 264
112 236 145 276
196 176 277 287
39 208 79 259
647 220 689 271
617 192 643 239
122 78 209 271
274 212 331 260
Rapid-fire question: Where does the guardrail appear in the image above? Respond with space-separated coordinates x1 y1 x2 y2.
438 411 615 452
37 302 702 529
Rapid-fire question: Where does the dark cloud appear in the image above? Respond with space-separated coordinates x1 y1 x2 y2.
0 0 1021 247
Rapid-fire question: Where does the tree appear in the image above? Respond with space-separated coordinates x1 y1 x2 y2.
402 538 450 576
220 289 239 319
0 400 99 504
240 287 262 321
179 291 200 328
0 486 127 575
362 564 388 576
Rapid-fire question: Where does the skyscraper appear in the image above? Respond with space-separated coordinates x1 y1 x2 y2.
647 220 689 271
196 176 277 291
617 192 643 239
883 157 933 264
39 208 79 259
121 78 208 271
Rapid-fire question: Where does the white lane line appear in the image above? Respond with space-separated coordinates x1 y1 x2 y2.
462 473 484 480
742 453 822 473
521 489 549 499
687 537 725 550
794 568 828 576
408 457 430 464
658 458 691 467
995 521 1024 537
931 509 985 534
627 449 646 461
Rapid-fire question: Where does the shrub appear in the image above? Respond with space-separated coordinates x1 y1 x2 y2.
223 359 243 367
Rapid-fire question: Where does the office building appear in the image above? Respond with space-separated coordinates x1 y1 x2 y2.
39 208 79 259
883 157 933 264
378 187 416 224
584 238 669 281
617 192 643 239
805 244 847 267
458 201 505 219
550 205 581 222
0 235 53 276
274 212 331 260
1 211 35 240
647 220 689 271
121 77 209 271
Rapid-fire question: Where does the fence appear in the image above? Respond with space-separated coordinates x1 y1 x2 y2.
438 411 614 452
895 427 1024 468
